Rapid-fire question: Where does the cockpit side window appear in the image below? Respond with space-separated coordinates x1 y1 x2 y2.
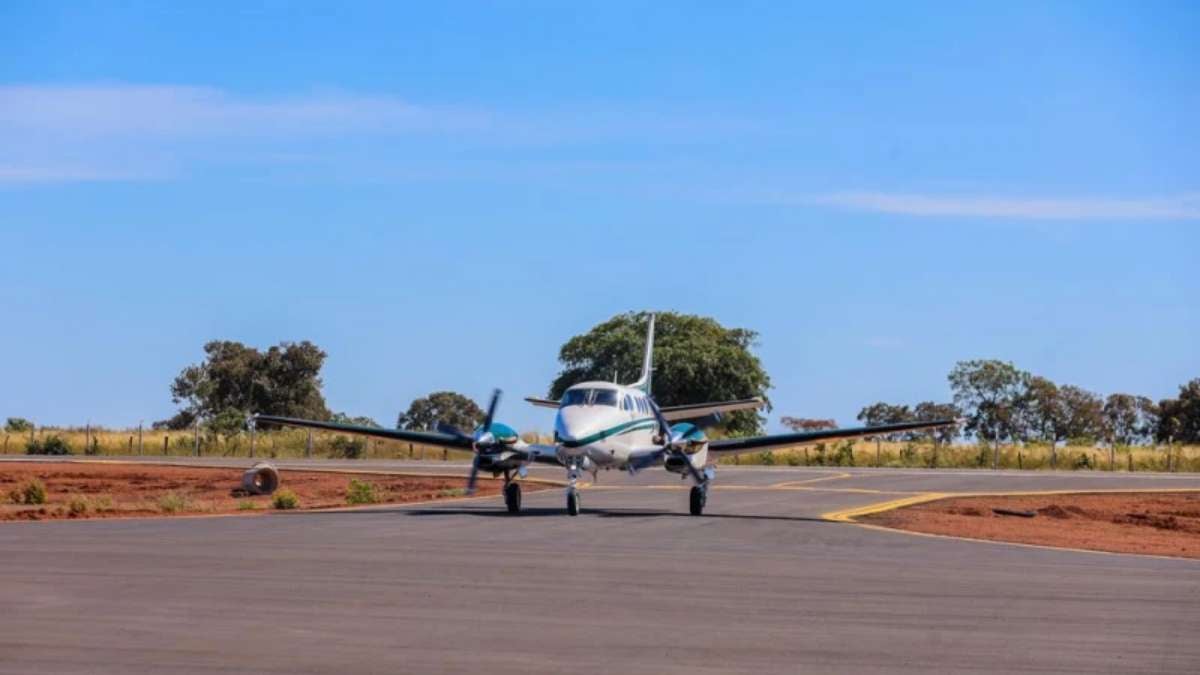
593 389 618 407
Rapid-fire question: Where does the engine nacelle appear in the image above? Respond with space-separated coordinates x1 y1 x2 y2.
664 445 709 474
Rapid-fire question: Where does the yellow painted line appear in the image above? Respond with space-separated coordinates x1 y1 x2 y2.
822 493 950 522
769 472 852 488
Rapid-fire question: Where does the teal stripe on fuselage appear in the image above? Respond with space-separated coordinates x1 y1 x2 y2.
560 418 657 448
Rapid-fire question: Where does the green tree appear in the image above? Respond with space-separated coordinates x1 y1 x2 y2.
779 417 837 431
948 360 1030 448
1103 393 1157 446
332 412 381 428
397 392 484 432
1057 385 1104 443
5 417 34 433
856 402 914 440
548 311 771 436
913 401 961 444
165 340 330 426
1156 378 1200 443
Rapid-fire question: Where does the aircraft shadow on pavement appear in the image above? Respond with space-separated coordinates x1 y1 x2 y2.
394 506 832 523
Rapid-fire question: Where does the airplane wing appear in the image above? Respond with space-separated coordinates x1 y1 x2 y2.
253 414 475 450
524 396 560 409
253 414 563 466
708 419 959 457
660 397 764 422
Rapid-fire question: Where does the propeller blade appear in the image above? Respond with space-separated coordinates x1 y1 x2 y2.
482 388 502 433
466 455 480 495
647 397 674 443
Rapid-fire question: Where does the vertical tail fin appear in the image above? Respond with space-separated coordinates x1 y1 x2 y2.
629 313 655 394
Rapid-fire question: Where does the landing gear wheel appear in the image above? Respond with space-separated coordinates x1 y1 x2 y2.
504 482 522 514
566 489 580 516
689 485 707 516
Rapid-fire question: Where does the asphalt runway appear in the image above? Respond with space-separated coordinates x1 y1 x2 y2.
2 460 1199 674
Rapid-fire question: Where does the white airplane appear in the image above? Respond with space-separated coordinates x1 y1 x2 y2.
255 315 954 516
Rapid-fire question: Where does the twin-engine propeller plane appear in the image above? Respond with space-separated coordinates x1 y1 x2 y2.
254 315 956 516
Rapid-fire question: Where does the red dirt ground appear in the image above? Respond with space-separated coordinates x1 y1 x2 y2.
864 492 1200 559
0 461 523 521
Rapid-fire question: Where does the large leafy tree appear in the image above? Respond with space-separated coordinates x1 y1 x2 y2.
1103 393 1158 445
856 402 914 440
1156 378 1200 443
548 311 771 436
165 340 330 428
913 401 961 444
397 391 484 432
948 359 1029 447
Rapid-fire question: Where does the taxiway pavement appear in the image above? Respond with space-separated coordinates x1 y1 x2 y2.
1 460 1198 674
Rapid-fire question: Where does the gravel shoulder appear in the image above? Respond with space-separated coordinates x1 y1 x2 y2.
863 491 1200 559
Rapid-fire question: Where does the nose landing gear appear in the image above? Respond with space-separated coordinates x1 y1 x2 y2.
565 462 582 516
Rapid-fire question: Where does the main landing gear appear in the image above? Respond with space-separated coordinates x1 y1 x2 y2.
504 481 521 514
689 484 707 516
688 466 716 516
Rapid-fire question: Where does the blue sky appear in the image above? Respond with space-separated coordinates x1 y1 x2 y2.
1 1 1197 432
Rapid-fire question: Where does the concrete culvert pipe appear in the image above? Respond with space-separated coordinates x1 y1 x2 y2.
242 462 280 495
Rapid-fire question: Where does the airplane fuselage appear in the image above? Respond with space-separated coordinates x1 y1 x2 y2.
552 380 706 472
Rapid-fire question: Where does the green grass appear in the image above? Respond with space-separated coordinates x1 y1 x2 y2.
272 489 299 510
345 479 379 505
719 440 1200 472
157 492 188 513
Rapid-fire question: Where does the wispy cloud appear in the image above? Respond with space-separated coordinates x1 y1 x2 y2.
0 83 766 184
809 191 1200 220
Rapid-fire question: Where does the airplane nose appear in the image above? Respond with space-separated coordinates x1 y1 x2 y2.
555 409 593 448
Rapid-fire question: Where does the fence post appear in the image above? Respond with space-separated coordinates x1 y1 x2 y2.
137 422 143 455
128 436 133 453
193 423 200 457
85 423 91 454
875 437 881 467
306 429 313 459
1128 452 1133 472
408 443 413 459
163 435 168 455
1018 452 1022 470
250 424 257 459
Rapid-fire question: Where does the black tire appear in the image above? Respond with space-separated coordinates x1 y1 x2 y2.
566 489 580 516
689 485 706 516
504 482 522 514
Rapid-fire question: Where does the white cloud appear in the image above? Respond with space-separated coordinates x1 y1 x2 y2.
811 191 1200 220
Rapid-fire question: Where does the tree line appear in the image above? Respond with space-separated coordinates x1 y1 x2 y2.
7 313 1194 450
847 360 1199 447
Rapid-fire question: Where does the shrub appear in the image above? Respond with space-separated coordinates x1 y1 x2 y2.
330 435 365 460
272 489 299 510
834 441 856 466
68 496 89 516
345 479 379 505
5 417 34 433
158 492 188 513
26 435 71 455
237 500 258 511
21 479 47 505
785 452 803 466
438 487 468 498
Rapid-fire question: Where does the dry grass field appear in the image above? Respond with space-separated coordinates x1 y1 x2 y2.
3 428 1197 472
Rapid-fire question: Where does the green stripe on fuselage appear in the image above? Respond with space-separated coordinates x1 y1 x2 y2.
560 418 657 448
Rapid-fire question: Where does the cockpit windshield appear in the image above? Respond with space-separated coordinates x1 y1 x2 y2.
560 388 620 407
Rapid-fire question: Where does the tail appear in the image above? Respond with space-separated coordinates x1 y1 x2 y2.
628 313 655 394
